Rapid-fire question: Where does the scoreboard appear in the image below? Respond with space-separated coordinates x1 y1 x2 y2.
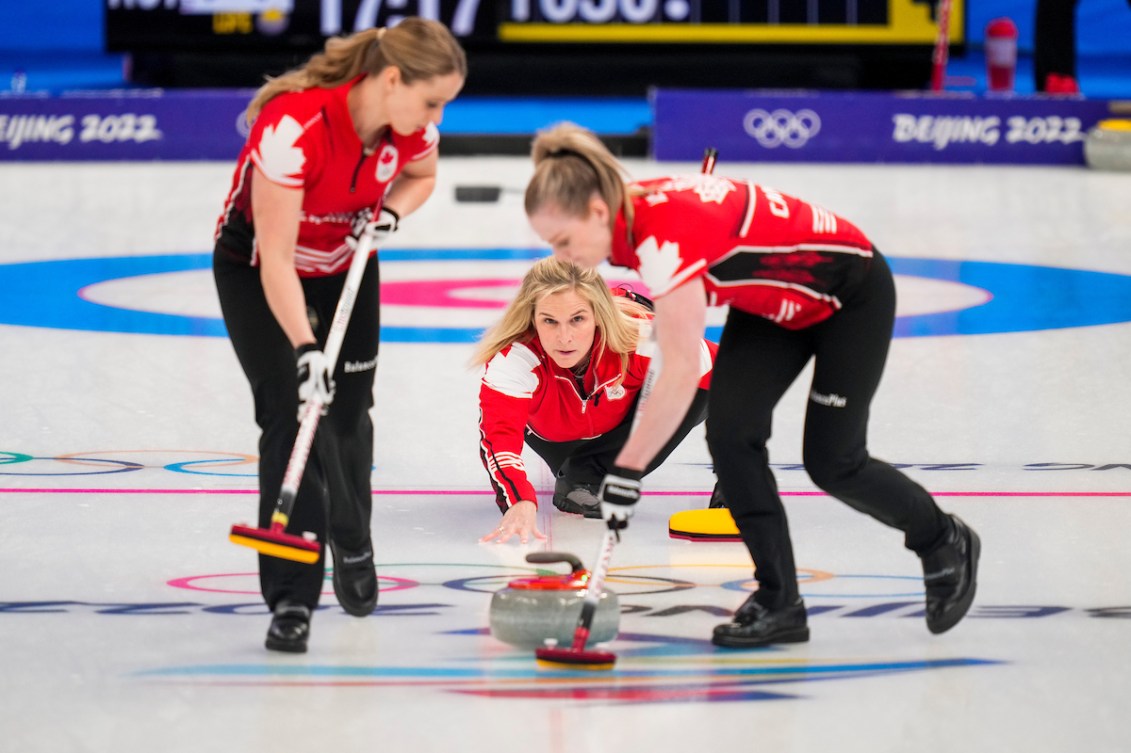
501 0 963 44
106 0 964 52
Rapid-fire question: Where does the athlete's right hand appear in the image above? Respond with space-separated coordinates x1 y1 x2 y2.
480 500 546 545
347 206 399 250
296 343 335 420
598 467 642 530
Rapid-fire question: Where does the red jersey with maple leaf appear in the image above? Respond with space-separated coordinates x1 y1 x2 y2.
609 176 875 329
214 76 438 277
478 303 716 509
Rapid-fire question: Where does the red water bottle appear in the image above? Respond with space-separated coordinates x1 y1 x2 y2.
985 17 1018 92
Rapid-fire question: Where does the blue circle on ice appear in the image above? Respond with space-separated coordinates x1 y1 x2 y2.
1 250 1130 341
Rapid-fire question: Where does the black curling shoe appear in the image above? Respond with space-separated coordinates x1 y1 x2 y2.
330 540 379 617
712 596 810 648
265 600 311 653
921 514 981 634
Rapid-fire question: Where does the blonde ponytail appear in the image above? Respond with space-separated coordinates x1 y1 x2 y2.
246 18 466 123
525 122 633 230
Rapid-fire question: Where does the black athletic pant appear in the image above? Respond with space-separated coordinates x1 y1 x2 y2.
213 249 380 611
525 387 710 486
705 250 949 609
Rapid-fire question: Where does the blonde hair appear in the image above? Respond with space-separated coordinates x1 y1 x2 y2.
247 17 467 123
525 122 634 232
472 257 649 380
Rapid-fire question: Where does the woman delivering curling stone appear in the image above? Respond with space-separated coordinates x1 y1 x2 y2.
522 123 980 647
474 257 719 544
212 19 466 653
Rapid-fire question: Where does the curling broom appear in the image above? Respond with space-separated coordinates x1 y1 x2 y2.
930 0 953 92
535 350 663 670
534 524 620 669
229 230 378 564
536 147 718 670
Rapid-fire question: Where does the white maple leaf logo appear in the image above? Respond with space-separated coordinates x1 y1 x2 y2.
256 115 305 182
484 344 541 398
422 122 439 146
635 235 683 295
692 175 735 205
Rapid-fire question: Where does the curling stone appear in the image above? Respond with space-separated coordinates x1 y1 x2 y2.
489 551 619 649
1084 119 1131 171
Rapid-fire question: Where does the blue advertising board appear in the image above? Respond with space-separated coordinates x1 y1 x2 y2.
3 88 1127 164
0 89 250 161
652 89 1124 164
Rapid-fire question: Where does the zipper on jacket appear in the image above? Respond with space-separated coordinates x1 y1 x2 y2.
555 373 590 415
349 146 368 193
557 371 619 416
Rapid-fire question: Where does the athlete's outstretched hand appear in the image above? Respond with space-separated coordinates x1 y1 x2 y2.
480 500 546 545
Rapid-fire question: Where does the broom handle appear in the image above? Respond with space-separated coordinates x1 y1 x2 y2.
569 525 619 650
275 232 377 521
930 0 953 92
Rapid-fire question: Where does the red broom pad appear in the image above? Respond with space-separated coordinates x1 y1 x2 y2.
230 510 320 564
229 528 319 564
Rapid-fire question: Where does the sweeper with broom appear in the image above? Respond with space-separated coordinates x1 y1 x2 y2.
215 19 466 653
522 123 980 656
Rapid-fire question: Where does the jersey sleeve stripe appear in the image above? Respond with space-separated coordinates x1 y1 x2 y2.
409 140 439 161
728 242 873 257
739 180 757 237
704 275 844 308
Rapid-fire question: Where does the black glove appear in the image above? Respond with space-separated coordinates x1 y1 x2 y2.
347 206 399 250
296 343 335 419
598 466 643 530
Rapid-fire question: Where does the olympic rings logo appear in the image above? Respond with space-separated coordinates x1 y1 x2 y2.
165 564 927 600
742 108 822 149
0 450 258 477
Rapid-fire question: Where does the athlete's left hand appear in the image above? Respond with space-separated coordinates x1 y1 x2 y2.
480 500 546 545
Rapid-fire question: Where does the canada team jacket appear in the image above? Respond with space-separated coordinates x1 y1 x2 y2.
479 321 716 509
214 76 437 277
610 176 875 329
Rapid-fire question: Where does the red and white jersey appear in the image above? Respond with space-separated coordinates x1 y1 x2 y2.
214 76 438 277
479 311 716 509
610 176 875 329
